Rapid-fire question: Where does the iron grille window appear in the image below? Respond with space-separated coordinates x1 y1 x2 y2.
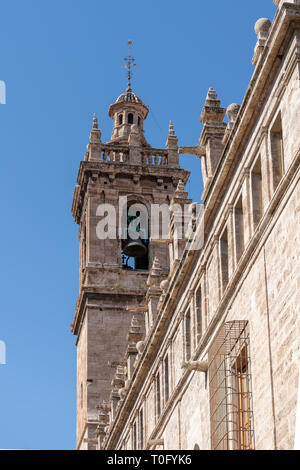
208 321 255 450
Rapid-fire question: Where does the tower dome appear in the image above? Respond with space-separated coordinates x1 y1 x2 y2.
115 87 142 104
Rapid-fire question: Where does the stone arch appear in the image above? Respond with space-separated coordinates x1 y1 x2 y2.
120 195 150 271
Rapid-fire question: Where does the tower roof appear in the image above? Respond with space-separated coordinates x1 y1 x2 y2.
115 86 142 104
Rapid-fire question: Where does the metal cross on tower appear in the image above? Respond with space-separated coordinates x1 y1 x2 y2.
121 40 136 90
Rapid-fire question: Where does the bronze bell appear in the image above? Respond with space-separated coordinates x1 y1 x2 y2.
123 238 147 258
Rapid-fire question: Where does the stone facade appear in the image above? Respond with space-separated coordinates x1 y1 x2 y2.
72 0 300 450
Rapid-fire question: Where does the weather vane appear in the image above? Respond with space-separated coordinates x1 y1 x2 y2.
121 40 136 90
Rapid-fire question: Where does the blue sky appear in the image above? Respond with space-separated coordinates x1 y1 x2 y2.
0 0 277 450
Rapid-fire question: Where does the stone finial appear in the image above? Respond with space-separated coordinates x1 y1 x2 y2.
227 103 240 122
147 256 163 288
112 366 126 389
166 119 178 155
206 87 218 101
89 112 101 146
169 120 175 136
152 256 161 271
130 315 140 329
93 112 98 129
127 315 143 345
160 279 169 293
252 18 271 66
170 179 189 205
200 88 226 124
176 179 185 193
254 18 271 38
129 315 141 334
150 257 163 278
223 103 241 145
136 341 145 355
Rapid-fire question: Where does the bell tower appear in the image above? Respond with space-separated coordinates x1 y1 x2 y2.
71 47 190 450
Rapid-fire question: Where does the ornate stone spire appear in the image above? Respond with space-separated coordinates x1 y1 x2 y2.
87 112 101 161
92 112 98 129
166 120 178 162
89 112 101 143
169 120 175 136
200 88 226 124
199 87 227 196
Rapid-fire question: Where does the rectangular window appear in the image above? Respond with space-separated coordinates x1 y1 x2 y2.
185 310 191 361
234 195 244 263
139 409 144 450
251 156 263 229
195 285 202 344
164 355 170 403
270 112 284 190
208 321 254 450
220 227 229 293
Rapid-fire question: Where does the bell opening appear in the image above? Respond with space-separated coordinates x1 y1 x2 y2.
121 203 149 271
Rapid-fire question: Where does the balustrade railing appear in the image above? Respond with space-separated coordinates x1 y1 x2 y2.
142 149 168 166
100 146 129 163
91 145 169 166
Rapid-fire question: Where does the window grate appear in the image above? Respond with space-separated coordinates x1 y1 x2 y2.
208 321 255 450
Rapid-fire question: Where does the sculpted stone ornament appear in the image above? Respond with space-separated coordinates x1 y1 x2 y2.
181 360 208 373
252 18 271 66
176 179 185 193
255 18 271 37
136 340 145 355
160 279 169 293
227 103 240 123
223 103 241 144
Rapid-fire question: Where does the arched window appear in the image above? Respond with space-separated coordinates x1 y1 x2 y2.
194 444 200 450
121 202 149 271
128 113 134 124
138 116 141 127
118 114 123 125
